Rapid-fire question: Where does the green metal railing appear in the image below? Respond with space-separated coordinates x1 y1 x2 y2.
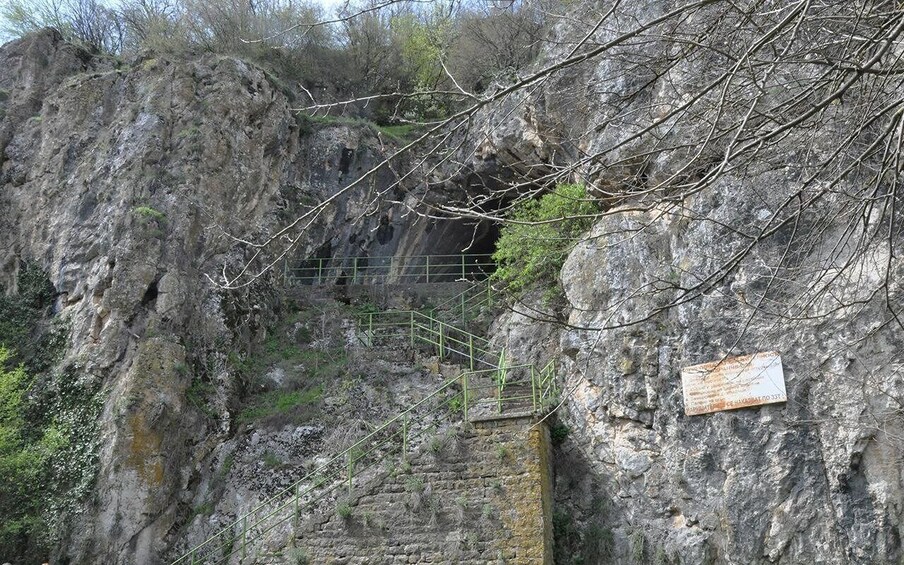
355 310 558 413
171 361 557 565
172 260 558 564
284 253 495 286
358 309 496 370
429 279 496 327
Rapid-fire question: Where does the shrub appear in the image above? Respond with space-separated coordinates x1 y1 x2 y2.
0 349 55 555
132 205 165 221
286 546 310 565
630 529 646 563
405 475 425 493
550 422 570 445
262 450 282 469
492 184 599 297
186 377 216 419
237 385 324 424
336 501 353 520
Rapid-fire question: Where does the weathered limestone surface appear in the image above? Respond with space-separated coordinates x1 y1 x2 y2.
500 175 904 564
465 3 904 563
0 30 484 564
553 183 894 563
4 2 904 562
298 417 553 564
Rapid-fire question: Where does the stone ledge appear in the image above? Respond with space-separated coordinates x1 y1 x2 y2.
469 411 537 426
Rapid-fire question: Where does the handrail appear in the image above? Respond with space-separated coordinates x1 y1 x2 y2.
359 310 497 370
284 253 496 286
173 267 556 564
496 347 508 413
171 359 557 564
432 280 488 311
357 310 558 412
429 279 496 326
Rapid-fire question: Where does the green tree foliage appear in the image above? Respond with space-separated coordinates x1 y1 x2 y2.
492 184 599 296
0 263 65 374
393 12 445 90
0 347 60 556
0 266 98 561
0 0 550 123
0 345 101 559
1 0 123 53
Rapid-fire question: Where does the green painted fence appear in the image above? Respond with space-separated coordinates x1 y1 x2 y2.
170 259 561 565
284 253 495 286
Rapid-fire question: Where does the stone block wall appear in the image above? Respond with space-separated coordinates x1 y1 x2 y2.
295 416 553 564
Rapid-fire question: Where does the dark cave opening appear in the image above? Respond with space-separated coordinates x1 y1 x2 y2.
141 281 159 306
288 202 505 286
467 221 500 256
406 216 501 282
291 242 333 286
452 220 499 280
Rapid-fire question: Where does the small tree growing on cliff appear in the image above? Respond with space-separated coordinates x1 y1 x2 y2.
492 183 599 297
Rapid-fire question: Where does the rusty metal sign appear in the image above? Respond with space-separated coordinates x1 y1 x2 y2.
681 352 786 416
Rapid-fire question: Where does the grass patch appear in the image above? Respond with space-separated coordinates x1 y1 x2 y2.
405 475 425 493
132 205 165 221
236 304 352 428
218 453 234 479
307 115 365 128
238 385 324 424
176 126 200 139
186 378 216 419
285 546 310 565
192 501 213 518
374 123 418 140
301 114 419 142
264 334 303 359
336 501 353 520
262 450 282 469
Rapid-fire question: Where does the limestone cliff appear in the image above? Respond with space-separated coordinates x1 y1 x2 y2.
0 29 472 564
1 3 903 562
473 3 904 564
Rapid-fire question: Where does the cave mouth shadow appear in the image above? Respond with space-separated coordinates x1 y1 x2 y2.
288 218 502 287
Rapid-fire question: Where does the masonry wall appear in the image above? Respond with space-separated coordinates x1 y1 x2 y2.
296 416 553 564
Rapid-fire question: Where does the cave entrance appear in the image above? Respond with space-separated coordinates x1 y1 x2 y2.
286 217 503 287
289 242 332 286
455 220 499 281
419 218 500 282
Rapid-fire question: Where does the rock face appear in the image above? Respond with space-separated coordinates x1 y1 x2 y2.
551 176 904 563
0 30 482 564
466 3 904 562
0 30 295 563
3 3 903 562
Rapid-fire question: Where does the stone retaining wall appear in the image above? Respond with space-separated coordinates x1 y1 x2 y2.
295 416 553 564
